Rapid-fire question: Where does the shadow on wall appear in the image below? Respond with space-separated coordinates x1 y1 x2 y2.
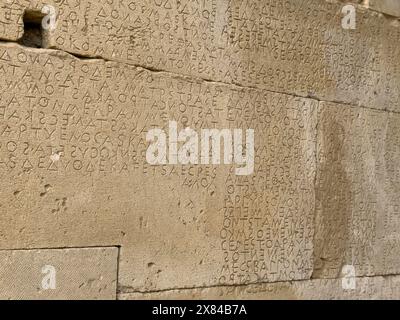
18 10 45 48
314 116 352 278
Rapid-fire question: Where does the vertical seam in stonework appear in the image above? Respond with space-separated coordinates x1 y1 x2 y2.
115 246 121 300
311 102 321 280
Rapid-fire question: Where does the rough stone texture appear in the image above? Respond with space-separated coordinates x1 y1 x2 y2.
0 1 21 41
0 247 118 300
369 0 400 17
0 43 316 291
315 102 400 278
119 275 400 300
0 0 399 300
0 1 399 111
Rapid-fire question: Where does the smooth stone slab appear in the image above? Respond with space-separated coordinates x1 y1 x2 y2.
369 0 400 17
0 247 118 300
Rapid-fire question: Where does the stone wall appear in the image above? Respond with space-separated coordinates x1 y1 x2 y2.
0 0 399 299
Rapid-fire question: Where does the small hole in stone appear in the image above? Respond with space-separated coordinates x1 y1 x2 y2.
18 11 46 48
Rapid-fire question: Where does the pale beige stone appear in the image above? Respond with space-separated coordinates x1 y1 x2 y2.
315 102 400 278
0 247 118 300
0 1 23 41
369 0 400 17
0 42 316 291
0 1 399 110
118 275 400 300
0 0 399 300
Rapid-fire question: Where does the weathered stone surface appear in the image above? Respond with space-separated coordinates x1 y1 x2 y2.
0 0 399 300
0 43 316 291
369 0 400 17
0 1 399 110
0 247 118 300
118 275 400 300
315 102 400 278
0 1 21 41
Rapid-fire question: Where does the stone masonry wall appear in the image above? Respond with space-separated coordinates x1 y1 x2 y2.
0 0 399 299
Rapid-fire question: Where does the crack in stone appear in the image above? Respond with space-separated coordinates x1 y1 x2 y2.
0 245 121 252
0 39 398 117
117 273 400 295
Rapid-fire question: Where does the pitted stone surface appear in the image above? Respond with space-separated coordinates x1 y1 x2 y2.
0 247 118 300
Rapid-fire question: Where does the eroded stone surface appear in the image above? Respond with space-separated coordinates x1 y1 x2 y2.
0 43 316 291
0 1 22 41
315 102 400 278
0 247 118 300
1 0 399 299
118 275 400 300
0 0 399 110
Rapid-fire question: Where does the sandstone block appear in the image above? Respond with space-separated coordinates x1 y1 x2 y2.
369 0 400 17
0 247 118 300
0 1 399 110
0 43 316 291
118 275 400 300
315 102 400 278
